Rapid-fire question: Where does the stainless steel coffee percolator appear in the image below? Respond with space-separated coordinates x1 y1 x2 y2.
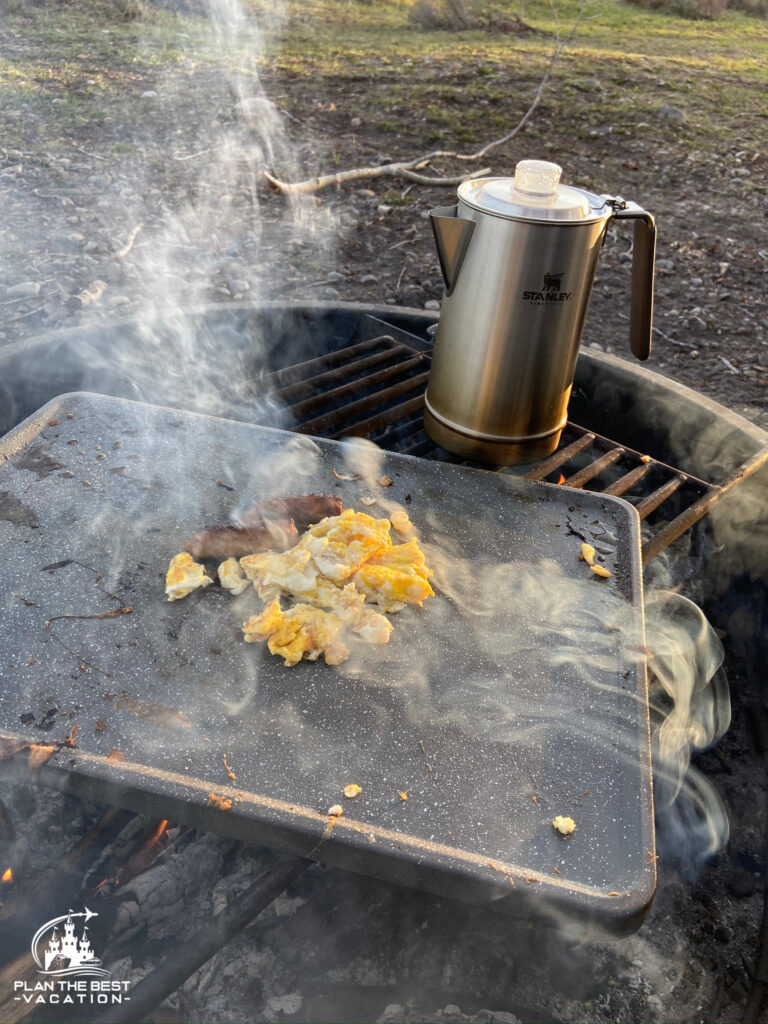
425 159 656 465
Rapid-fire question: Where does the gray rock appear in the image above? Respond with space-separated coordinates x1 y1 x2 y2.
657 105 686 123
141 90 158 99
326 271 345 283
424 299 441 311
377 204 393 215
227 280 250 294
378 1005 404 1023
350 116 362 128
6 281 40 299
360 274 379 285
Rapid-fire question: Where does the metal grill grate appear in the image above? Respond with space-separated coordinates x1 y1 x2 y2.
248 332 768 564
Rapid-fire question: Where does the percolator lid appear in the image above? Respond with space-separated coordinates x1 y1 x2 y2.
458 160 610 223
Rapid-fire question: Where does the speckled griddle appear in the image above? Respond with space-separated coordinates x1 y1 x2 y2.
0 393 654 931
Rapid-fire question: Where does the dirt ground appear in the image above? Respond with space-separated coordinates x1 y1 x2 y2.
1 3 767 432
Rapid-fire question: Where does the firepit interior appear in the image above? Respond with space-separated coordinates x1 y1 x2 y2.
1 303 767 1024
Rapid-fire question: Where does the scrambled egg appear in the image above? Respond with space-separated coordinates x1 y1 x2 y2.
238 507 433 666
298 508 393 582
243 598 350 667
161 507 433 666
218 557 250 596
165 553 213 602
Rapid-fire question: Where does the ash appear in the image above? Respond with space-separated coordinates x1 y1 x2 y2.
0 634 763 1024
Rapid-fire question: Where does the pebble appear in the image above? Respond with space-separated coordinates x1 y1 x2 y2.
350 116 362 128
657 105 686 123
377 204 393 215
326 271 345 283
141 90 158 99
424 299 441 311
360 274 379 285
6 281 40 299
227 279 249 294
379 1005 404 1023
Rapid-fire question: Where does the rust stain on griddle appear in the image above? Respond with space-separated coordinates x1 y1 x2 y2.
13 443 64 477
0 492 38 528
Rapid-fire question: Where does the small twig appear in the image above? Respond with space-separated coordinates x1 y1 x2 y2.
172 140 239 162
115 223 144 259
719 355 741 375
71 143 107 162
618 312 696 350
396 265 407 291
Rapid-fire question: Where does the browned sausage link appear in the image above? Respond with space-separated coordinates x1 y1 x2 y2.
185 521 298 560
238 493 343 530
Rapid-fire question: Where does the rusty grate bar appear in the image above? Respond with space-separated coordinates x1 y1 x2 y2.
260 337 386 390
641 444 768 563
564 448 625 489
603 463 653 497
523 433 597 481
635 476 687 520
297 373 430 436
271 348 408 403
324 394 428 441
288 356 424 420
254 332 768 562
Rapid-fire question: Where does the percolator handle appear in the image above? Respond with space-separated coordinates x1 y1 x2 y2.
609 199 656 361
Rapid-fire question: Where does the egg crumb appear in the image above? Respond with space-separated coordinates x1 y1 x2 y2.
218 557 250 595
590 564 612 579
165 553 213 602
389 509 412 534
579 543 595 566
553 815 577 835
328 804 344 817
344 784 362 799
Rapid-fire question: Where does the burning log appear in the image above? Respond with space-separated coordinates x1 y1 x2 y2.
95 853 309 1024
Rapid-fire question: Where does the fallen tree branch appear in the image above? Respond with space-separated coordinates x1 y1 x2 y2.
263 164 491 194
264 6 585 196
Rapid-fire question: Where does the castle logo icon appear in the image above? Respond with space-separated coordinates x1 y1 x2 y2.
31 907 110 979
